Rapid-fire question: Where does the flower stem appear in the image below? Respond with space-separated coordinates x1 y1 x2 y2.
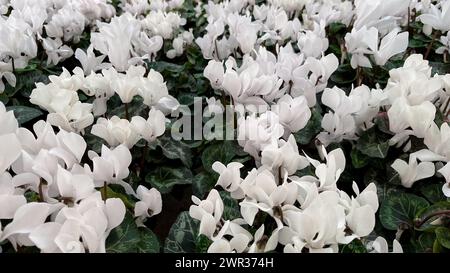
11 57 15 73
442 97 450 116
414 210 450 228
38 179 46 202
356 67 363 86
424 30 441 60
125 103 129 120
140 142 149 180
102 182 107 202
407 7 411 35
278 166 282 184
340 40 347 64
214 39 221 60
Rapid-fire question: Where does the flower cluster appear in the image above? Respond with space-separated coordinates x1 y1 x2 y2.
192 0 450 254
0 0 116 93
191 145 381 253
0 100 163 252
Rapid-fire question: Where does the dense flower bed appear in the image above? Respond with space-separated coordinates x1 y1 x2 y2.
0 0 449 253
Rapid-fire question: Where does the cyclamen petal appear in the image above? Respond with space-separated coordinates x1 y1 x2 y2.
1 203 54 241
392 157 435 188
0 195 27 219
29 222 62 253
0 134 22 174
105 198 126 230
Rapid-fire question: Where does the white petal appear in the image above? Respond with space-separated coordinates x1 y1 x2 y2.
61 132 87 163
208 239 231 253
29 222 62 253
348 205 375 237
410 149 447 162
105 198 126 230
229 233 250 253
415 162 435 181
199 213 216 238
1 203 51 240
264 230 279 252
438 162 450 182
392 239 403 253
442 183 450 198
0 134 22 173
0 195 27 219
134 201 148 218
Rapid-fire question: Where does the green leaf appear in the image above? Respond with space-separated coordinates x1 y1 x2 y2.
233 155 252 164
201 141 236 173
435 227 450 249
420 184 445 204
409 38 428 48
0 93 8 104
294 106 322 145
14 64 37 73
433 239 444 253
380 193 429 230
361 140 390 158
429 62 450 75
195 234 212 253
106 213 160 253
410 33 431 48
374 115 392 134
16 70 50 98
328 22 347 35
330 64 356 85
415 232 436 253
164 211 199 253
219 191 240 221
386 165 402 186
24 191 39 203
136 227 160 253
355 128 390 158
350 148 370 169
145 166 193 194
156 136 193 168
84 132 102 154
110 96 145 119
233 142 249 157
372 181 401 203
192 172 217 198
434 100 446 124
149 61 184 74
106 212 140 253
177 92 196 106
6 106 43 125
340 239 368 253
328 44 341 57
182 140 204 149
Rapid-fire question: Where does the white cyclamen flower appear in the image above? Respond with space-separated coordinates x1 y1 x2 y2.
91 116 141 148
391 156 435 188
89 145 135 196
368 236 403 253
419 1 450 33
131 108 166 143
134 185 162 225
